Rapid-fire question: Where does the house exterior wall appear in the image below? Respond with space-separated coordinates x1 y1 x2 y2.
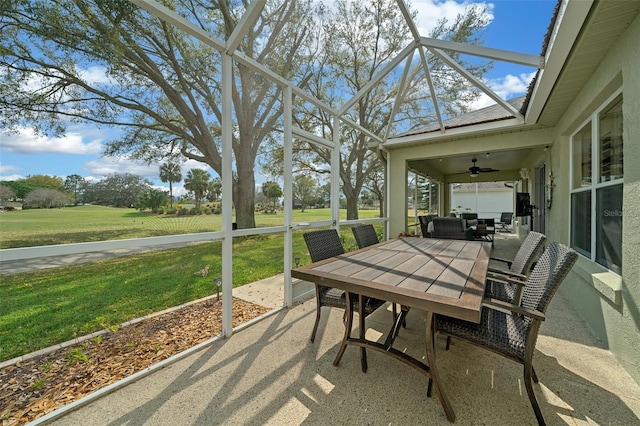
522 14 640 383
386 13 640 384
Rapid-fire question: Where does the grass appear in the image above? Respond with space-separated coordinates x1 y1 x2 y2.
0 205 378 249
0 206 382 361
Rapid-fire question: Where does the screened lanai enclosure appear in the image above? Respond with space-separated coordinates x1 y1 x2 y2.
109 0 544 335
5 1 640 423
1 0 545 335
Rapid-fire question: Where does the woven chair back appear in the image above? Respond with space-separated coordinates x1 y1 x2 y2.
352 224 379 249
303 229 345 262
520 242 578 314
510 231 546 275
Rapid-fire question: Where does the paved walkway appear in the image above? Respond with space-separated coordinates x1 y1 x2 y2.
0 242 205 275
12 232 639 425
46 283 640 425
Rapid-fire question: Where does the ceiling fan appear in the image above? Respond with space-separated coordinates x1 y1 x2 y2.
458 158 500 178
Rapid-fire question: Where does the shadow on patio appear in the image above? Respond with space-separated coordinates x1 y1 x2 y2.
48 234 640 425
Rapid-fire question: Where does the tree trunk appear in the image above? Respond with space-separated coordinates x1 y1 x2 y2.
233 169 256 229
342 184 360 220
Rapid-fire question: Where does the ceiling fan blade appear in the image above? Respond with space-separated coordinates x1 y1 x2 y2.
479 167 500 172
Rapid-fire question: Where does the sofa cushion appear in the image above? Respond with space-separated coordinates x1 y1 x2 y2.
431 217 472 240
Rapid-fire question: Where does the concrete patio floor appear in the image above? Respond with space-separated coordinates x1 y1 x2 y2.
45 233 640 425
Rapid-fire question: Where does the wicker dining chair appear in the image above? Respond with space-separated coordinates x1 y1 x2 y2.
486 231 546 303
303 229 386 343
436 242 578 425
496 212 513 232
351 224 406 330
351 224 379 249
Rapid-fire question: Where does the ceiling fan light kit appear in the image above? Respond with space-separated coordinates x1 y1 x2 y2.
452 158 500 177
467 158 498 177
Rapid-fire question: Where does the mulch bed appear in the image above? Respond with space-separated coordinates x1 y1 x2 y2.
0 298 269 425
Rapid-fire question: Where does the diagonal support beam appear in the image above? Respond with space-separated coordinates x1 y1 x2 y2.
339 42 417 115
292 126 336 150
132 0 226 51
430 48 524 121
385 50 414 142
396 0 420 42
421 37 544 68
417 46 444 133
226 0 266 54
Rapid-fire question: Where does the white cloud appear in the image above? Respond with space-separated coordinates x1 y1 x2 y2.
490 71 536 96
413 0 494 35
84 157 158 179
0 164 20 175
0 164 24 182
85 156 214 183
0 173 23 181
78 65 115 85
467 71 536 109
0 127 103 155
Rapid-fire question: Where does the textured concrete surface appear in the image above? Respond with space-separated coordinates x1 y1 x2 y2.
43 234 640 425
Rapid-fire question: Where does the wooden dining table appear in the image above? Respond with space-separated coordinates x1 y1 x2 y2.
291 237 491 423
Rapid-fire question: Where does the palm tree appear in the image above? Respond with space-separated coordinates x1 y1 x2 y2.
159 162 182 208
184 168 211 209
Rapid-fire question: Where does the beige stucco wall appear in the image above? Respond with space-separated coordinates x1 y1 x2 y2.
386 13 640 384
516 14 640 383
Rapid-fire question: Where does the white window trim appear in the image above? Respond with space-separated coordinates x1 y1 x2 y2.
569 89 623 273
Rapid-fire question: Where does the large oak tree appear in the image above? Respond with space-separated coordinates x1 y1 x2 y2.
0 0 317 228
283 0 492 219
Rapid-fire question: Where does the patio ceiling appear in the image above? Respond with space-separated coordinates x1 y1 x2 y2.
409 149 531 183
408 148 532 184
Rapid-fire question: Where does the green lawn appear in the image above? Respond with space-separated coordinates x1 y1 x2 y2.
0 206 382 361
0 205 380 248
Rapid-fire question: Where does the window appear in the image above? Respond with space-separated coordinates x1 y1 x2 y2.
572 123 591 188
570 94 623 274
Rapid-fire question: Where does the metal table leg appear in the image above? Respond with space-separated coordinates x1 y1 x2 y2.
425 312 456 423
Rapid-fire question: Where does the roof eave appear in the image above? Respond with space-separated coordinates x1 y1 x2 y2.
524 0 595 125
381 117 525 150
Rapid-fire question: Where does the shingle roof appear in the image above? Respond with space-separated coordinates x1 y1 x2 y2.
393 95 526 138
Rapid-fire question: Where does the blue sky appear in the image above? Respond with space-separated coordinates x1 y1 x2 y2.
0 0 557 196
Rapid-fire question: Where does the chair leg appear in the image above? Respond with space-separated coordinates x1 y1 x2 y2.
524 322 545 425
445 336 451 350
524 361 545 425
333 298 354 367
310 298 322 343
358 294 368 373
532 365 539 383
392 304 407 328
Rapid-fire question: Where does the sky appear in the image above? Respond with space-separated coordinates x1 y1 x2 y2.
0 0 557 196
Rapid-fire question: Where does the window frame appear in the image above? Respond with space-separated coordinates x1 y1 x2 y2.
569 90 623 274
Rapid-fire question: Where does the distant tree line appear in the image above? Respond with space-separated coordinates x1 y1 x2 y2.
0 173 156 209
0 163 224 212
0 165 378 212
